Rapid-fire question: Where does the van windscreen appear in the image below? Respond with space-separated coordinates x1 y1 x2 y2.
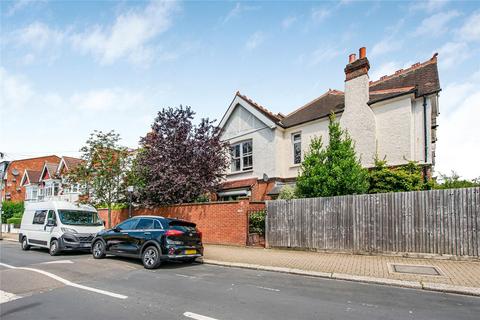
58 210 102 226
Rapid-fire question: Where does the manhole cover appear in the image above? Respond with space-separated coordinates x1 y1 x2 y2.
393 264 441 276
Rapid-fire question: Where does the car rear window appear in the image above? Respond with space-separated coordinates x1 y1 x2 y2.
168 220 196 232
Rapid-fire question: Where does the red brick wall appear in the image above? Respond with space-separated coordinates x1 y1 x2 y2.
251 180 276 201
98 200 265 246
2 155 60 202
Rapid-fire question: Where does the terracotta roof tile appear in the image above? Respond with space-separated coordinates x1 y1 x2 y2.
62 156 83 170
26 170 41 184
369 53 440 97
235 92 282 124
280 89 344 128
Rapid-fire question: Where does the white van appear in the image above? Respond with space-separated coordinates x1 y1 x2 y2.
18 201 104 256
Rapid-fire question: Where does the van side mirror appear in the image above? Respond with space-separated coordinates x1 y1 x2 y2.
46 219 56 227
112 226 120 232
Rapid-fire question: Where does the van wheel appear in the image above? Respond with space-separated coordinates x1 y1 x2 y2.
92 240 106 259
49 239 60 256
142 246 161 269
21 237 30 251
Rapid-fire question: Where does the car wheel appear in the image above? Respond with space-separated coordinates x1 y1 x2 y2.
92 240 106 259
142 246 161 269
49 239 60 256
21 237 31 251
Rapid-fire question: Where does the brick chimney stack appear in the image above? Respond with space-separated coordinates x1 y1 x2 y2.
344 47 370 81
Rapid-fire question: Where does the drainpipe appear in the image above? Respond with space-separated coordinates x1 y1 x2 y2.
423 96 428 184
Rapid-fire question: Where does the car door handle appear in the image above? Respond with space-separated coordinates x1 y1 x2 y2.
144 232 151 235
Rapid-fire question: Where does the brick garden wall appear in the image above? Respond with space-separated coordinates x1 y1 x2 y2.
98 200 265 246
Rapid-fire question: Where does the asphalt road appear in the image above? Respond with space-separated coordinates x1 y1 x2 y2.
1 240 479 320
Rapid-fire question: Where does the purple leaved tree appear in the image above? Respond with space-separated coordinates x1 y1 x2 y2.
136 106 229 205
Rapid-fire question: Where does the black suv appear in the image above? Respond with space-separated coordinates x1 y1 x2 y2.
91 216 203 269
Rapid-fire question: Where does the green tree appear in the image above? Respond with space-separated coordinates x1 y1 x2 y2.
434 171 480 189
296 114 369 198
67 130 131 228
368 157 425 194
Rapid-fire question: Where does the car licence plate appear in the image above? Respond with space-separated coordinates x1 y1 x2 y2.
184 249 196 255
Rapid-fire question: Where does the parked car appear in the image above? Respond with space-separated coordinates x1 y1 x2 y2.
91 215 203 269
18 201 104 256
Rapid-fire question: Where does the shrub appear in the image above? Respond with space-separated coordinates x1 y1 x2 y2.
434 171 480 189
7 217 22 227
249 210 266 235
278 185 298 200
1 201 24 223
368 158 425 194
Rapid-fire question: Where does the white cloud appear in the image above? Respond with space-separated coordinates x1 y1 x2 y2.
4 21 67 64
71 1 178 65
16 22 66 51
435 75 480 179
414 10 460 37
71 89 146 112
5 0 45 16
311 7 331 23
370 19 405 58
0 67 34 112
245 31 265 51
371 39 403 58
223 2 259 23
282 16 297 29
437 41 469 69
0 67 167 156
458 11 480 42
309 47 343 66
369 60 414 81
410 0 450 13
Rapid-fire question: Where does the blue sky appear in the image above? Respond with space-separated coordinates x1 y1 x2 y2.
1 0 479 178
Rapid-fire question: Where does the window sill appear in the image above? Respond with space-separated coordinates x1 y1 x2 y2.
227 169 253 176
290 164 301 168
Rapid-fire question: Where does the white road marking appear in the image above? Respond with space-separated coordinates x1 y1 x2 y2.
175 273 197 279
40 260 74 265
184 312 219 320
0 262 127 300
254 285 280 292
0 290 21 304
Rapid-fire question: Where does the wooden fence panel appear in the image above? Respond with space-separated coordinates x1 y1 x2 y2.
266 187 480 257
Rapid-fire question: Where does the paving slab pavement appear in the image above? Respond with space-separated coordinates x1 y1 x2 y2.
203 244 480 296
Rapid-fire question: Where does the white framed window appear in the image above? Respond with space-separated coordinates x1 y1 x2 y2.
230 140 253 172
292 132 302 164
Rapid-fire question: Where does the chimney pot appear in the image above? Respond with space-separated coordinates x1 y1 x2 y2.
349 53 356 63
359 47 366 59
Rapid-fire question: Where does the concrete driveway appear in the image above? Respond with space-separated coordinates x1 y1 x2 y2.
1 241 479 320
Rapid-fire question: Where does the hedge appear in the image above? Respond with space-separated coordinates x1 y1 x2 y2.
6 217 22 227
1 201 24 223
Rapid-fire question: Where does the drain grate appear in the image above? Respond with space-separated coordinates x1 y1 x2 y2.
392 264 441 276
